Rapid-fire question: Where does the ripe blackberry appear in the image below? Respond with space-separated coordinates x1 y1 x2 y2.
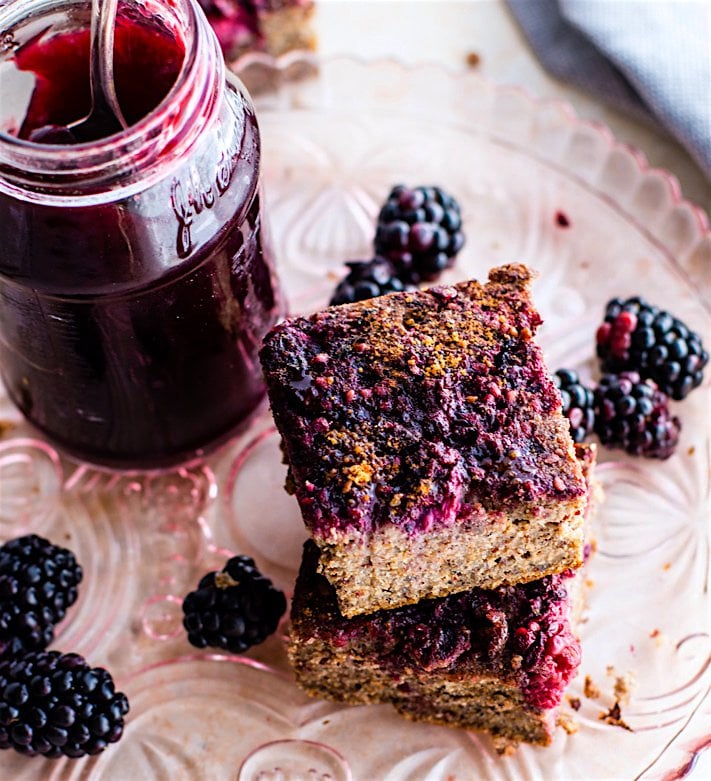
596 296 708 400
182 555 286 654
0 535 83 660
330 257 415 305
0 651 129 758
374 185 465 283
593 372 681 459
552 369 595 443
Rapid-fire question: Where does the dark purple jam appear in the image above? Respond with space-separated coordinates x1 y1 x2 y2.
0 189 279 468
0 9 281 469
15 11 185 143
261 266 585 536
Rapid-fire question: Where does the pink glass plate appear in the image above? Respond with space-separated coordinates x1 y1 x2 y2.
1 55 709 780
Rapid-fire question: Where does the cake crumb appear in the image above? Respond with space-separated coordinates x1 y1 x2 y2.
0 419 15 438
688 445 695 455
466 51 481 67
662 562 672 571
557 712 579 735
568 696 581 711
492 735 518 755
614 671 637 705
584 675 600 699
599 701 633 732
650 628 666 646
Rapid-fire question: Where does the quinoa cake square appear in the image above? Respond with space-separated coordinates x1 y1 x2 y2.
288 538 584 747
260 264 589 617
201 0 316 61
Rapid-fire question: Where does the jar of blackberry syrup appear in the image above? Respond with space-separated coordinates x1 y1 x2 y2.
0 0 282 469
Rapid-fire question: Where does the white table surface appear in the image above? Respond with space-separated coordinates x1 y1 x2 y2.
312 0 711 215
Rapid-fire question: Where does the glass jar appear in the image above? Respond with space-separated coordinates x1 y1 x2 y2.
0 0 282 469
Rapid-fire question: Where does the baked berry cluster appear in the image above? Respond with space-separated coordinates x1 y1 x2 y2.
0 535 128 759
555 297 707 459
330 185 465 305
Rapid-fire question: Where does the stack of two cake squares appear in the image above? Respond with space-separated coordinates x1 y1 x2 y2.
260 264 595 748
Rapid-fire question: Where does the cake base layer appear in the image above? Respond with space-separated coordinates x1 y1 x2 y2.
258 4 316 57
289 637 555 745
317 499 584 617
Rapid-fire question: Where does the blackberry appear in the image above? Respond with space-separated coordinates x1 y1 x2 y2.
330 257 415 305
552 369 595 443
593 371 681 459
374 185 465 283
0 651 129 758
596 296 708 400
0 535 83 660
182 555 286 654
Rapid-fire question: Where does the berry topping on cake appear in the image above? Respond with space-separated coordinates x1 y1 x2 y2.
196 0 258 55
0 651 129 759
0 536 83 660
330 257 416 306
182 555 286 653
596 296 708 400
367 571 582 711
197 0 316 60
553 369 595 444
374 185 465 283
593 371 681 458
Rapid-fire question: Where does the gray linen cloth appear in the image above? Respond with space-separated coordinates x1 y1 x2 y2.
507 0 711 178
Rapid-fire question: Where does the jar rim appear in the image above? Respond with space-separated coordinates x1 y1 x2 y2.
0 0 223 194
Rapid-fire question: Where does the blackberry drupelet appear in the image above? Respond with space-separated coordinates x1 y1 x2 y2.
330 257 415 305
596 296 708 400
553 369 595 443
0 651 129 759
593 371 681 459
374 185 465 283
0 535 83 660
183 555 286 654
